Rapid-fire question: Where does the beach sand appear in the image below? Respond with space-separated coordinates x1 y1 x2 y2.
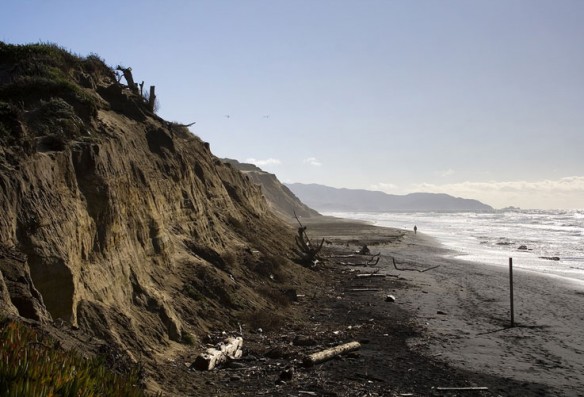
388 230 584 396
159 217 584 396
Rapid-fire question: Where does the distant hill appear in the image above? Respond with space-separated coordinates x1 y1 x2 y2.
223 159 320 219
286 183 493 212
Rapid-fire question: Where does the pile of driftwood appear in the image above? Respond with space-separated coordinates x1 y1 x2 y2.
191 336 243 370
192 335 361 371
292 214 324 267
328 252 381 267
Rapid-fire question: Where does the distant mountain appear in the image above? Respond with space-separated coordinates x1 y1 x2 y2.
286 183 493 212
223 160 320 219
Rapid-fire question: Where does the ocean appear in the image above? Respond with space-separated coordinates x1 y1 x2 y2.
324 210 584 285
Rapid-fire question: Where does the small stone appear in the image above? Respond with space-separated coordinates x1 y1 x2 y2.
385 295 396 302
279 366 294 381
293 335 317 346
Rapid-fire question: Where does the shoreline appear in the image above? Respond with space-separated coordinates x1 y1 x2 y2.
384 229 584 396
324 210 584 287
301 216 584 395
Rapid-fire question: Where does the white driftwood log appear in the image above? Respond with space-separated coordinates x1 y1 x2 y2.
192 336 243 370
303 341 361 366
355 273 386 278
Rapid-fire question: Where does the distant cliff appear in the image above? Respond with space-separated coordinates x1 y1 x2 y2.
223 159 320 220
286 183 493 212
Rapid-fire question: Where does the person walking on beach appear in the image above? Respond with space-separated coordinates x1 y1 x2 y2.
414 225 417 234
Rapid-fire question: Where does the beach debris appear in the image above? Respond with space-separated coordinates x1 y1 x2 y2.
293 335 317 346
338 254 381 267
191 336 243 370
283 288 299 301
303 341 361 366
435 386 489 391
385 295 396 302
357 244 371 255
346 288 383 292
278 366 294 382
356 273 387 278
354 372 385 382
539 256 560 261
292 212 324 267
391 257 440 273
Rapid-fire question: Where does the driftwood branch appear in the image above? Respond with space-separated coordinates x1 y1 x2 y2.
303 341 361 366
391 257 440 273
435 387 489 391
191 336 243 370
292 211 324 267
337 253 380 267
355 273 388 279
171 121 197 127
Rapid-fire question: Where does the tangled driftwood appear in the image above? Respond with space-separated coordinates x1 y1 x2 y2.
292 213 324 267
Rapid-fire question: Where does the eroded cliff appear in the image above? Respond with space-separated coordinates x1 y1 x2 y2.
0 43 314 377
222 158 321 220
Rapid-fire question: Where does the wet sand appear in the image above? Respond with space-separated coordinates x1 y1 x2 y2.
386 230 584 396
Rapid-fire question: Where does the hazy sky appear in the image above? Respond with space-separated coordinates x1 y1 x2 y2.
2 1 583 209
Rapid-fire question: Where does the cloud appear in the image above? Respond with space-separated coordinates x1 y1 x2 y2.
370 182 399 192
438 168 455 177
408 176 584 209
303 157 322 167
245 158 281 166
410 176 584 194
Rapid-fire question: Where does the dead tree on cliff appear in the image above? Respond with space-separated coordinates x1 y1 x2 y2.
292 212 324 268
116 66 157 112
116 66 139 94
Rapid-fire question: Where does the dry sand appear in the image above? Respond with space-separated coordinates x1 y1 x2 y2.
381 230 584 397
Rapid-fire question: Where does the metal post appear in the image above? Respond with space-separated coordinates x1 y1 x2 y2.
509 257 514 327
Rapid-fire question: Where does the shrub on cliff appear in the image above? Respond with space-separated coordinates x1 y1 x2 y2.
0 42 115 121
0 318 146 397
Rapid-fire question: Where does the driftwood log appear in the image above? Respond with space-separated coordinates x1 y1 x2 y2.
436 387 489 391
303 341 361 366
191 336 243 370
355 273 389 279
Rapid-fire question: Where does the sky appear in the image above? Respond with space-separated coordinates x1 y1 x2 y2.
1 1 583 209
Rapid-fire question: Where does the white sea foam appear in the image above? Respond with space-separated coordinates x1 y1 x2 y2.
324 209 584 283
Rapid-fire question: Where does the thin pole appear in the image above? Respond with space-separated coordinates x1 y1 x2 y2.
509 257 514 327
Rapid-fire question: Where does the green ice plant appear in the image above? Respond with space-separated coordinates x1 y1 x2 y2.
0 319 146 397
